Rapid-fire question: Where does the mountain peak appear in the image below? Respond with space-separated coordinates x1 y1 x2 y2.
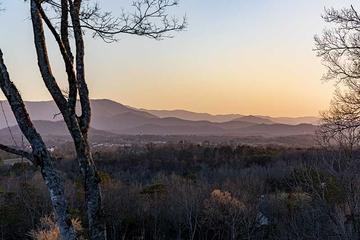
232 115 274 124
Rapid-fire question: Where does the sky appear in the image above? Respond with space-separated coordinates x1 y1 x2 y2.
0 0 359 117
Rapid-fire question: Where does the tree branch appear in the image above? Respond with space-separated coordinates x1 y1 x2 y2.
44 0 186 42
69 0 91 133
0 49 47 165
31 0 71 119
0 144 34 162
36 1 78 114
61 0 74 63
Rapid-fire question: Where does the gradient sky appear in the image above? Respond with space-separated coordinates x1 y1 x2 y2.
0 0 359 117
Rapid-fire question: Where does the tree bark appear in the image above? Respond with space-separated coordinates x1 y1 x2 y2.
31 1 107 238
0 50 77 240
75 139 106 240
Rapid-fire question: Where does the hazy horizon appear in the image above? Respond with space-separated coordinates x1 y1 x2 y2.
1 0 359 117
1 98 319 118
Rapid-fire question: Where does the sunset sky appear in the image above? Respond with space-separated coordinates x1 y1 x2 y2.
0 0 359 117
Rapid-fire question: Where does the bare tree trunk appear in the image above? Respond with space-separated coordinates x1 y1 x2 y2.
30 1 106 238
0 50 76 240
76 140 106 239
36 150 77 240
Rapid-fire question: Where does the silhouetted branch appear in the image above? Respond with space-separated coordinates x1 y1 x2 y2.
315 6 360 84
0 144 34 162
44 0 186 42
81 0 187 42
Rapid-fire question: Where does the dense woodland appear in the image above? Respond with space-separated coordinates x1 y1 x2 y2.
0 142 359 239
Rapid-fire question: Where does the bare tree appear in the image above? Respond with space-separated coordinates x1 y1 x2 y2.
317 89 360 162
315 5 360 158
315 6 360 84
315 6 360 238
0 0 185 239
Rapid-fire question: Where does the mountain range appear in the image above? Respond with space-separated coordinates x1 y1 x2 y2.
0 99 319 138
144 109 319 125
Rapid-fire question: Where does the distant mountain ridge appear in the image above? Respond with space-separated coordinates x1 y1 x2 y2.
144 108 319 125
142 109 243 123
0 99 319 137
232 115 274 124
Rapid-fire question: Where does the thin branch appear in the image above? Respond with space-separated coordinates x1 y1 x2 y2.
0 144 34 162
45 0 187 42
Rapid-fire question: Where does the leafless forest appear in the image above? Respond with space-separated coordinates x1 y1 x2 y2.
1 1 360 240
